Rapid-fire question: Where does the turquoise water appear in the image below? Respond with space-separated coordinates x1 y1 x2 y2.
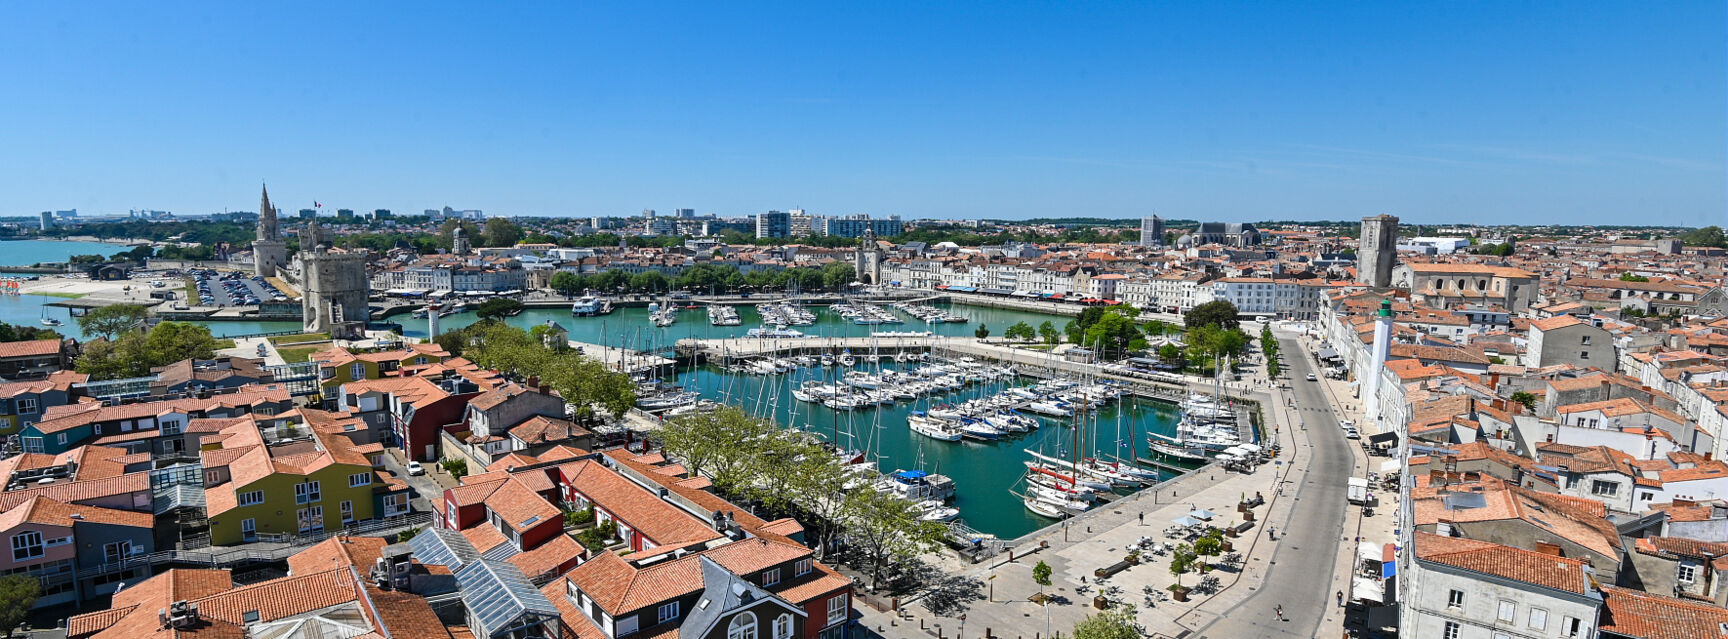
0 239 139 266
399 301 1185 538
678 363 1185 539
397 301 1073 344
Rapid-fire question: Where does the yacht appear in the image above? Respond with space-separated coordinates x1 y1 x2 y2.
908 412 963 441
746 326 804 338
570 295 611 316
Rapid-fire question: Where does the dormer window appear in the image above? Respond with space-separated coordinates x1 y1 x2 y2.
657 601 679 624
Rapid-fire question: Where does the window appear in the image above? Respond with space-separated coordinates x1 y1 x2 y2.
349 473 372 487
1678 562 1699 584
1580 335 1592 345
1495 634 1510 639
1443 621 1460 639
241 519 256 541
1591 480 1619 497
18 398 37 414
11 531 43 561
1562 616 1581 638
160 419 182 435
1528 607 1547 630
1580 351 1590 360
727 611 758 639
1447 589 1464 608
762 568 780 586
104 541 132 563
340 500 354 523
383 494 407 516
239 491 264 506
1497 600 1515 622
657 601 679 624
243 611 260 624
773 614 793 639
295 481 321 503
350 363 366 379
795 558 812 576
21 437 42 453
55 433 66 446
826 593 847 625
298 506 324 533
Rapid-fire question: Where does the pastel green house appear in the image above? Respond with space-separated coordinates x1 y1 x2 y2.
201 410 407 545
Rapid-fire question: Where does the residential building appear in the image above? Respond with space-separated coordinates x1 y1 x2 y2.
0 495 154 608
0 338 70 381
1393 262 1539 312
1527 316 1615 370
18 384 292 455
0 370 83 436
824 214 903 239
755 211 791 239
1402 532 1603 639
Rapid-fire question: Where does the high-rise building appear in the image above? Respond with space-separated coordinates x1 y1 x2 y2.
300 208 317 219
1139 215 1165 247
252 184 288 278
1357 214 1399 288
824 214 903 239
676 208 695 218
789 210 823 237
38 212 53 231
755 210 791 239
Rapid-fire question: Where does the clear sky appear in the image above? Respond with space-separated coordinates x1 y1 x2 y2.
2 3 1722 226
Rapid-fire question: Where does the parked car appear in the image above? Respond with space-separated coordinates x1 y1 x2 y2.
406 461 425 476
1305 373 1317 382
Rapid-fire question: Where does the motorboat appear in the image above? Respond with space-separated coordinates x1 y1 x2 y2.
878 469 956 502
746 326 804 338
914 500 960 522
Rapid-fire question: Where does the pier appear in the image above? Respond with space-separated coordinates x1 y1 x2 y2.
568 340 676 377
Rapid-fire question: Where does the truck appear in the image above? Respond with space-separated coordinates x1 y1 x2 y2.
1347 477 1372 505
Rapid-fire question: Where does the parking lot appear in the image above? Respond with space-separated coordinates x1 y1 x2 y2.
189 269 288 307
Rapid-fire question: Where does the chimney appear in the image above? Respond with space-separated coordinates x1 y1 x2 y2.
527 375 540 389
1534 541 1563 557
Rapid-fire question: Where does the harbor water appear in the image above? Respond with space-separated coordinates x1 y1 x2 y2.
0 239 139 266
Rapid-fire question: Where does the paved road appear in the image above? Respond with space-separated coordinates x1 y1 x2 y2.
1187 335 1355 638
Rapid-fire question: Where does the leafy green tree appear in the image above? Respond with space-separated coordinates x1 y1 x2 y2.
550 271 583 295
1083 310 1143 358
842 486 949 587
1004 321 1036 341
975 324 990 339
656 407 777 495
1185 300 1240 331
480 218 523 248
77 321 221 380
1038 321 1059 345
455 322 635 418
821 262 857 290
437 219 480 250
1157 343 1181 363
629 271 670 293
1064 320 1084 344
77 304 150 340
1032 560 1053 596
1072 606 1140 639
1510 391 1538 411
1169 543 1196 587
1619 273 1650 282
0 322 61 343
593 269 632 292
0 574 41 637
1680 226 1727 248
474 298 524 322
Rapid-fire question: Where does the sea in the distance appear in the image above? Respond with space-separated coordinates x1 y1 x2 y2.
0 239 139 267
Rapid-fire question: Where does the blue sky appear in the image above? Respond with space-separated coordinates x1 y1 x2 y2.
2 3 1722 225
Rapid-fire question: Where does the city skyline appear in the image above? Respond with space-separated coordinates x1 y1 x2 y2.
2 3 1722 225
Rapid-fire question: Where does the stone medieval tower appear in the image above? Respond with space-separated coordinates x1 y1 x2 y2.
252 184 289 278
854 226 883 285
298 222 370 338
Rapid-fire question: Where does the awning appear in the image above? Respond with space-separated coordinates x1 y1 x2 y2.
1379 460 1400 473
981 288 1013 295
1318 346 1339 360
1382 544 1398 579
1351 576 1384 603
1050 294 1065 300
1171 515 1203 527
1368 432 1399 445
1357 541 1382 563
890 281 902 286
1188 508 1218 520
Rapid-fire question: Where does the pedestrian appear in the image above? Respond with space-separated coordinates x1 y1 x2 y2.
1336 590 1344 607
1275 604 1284 621
1138 512 1145 525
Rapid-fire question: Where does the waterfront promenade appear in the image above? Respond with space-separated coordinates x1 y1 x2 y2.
849 327 1360 639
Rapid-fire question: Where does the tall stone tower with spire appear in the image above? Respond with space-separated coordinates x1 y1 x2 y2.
252 184 288 278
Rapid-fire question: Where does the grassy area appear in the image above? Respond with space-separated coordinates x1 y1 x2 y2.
33 291 85 299
277 346 320 363
268 332 331 346
182 277 197 302
213 339 237 350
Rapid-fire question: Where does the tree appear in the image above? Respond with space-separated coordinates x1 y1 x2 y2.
77 321 222 380
480 218 523 248
0 322 61 343
1157 343 1181 363
1038 320 1059 345
1185 300 1240 331
454 321 635 418
656 407 776 495
1004 321 1036 341
1619 273 1650 282
1680 225 1727 248
1072 606 1140 639
843 487 949 587
0 574 39 638
629 271 670 294
550 271 583 295
1169 543 1197 587
76 303 150 340
821 262 857 290
1510 391 1537 411
1083 310 1143 358
974 324 990 339
437 219 480 250
474 298 524 322
1194 532 1222 565
1032 560 1053 596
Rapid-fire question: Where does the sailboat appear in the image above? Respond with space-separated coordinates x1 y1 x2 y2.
39 304 61 327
